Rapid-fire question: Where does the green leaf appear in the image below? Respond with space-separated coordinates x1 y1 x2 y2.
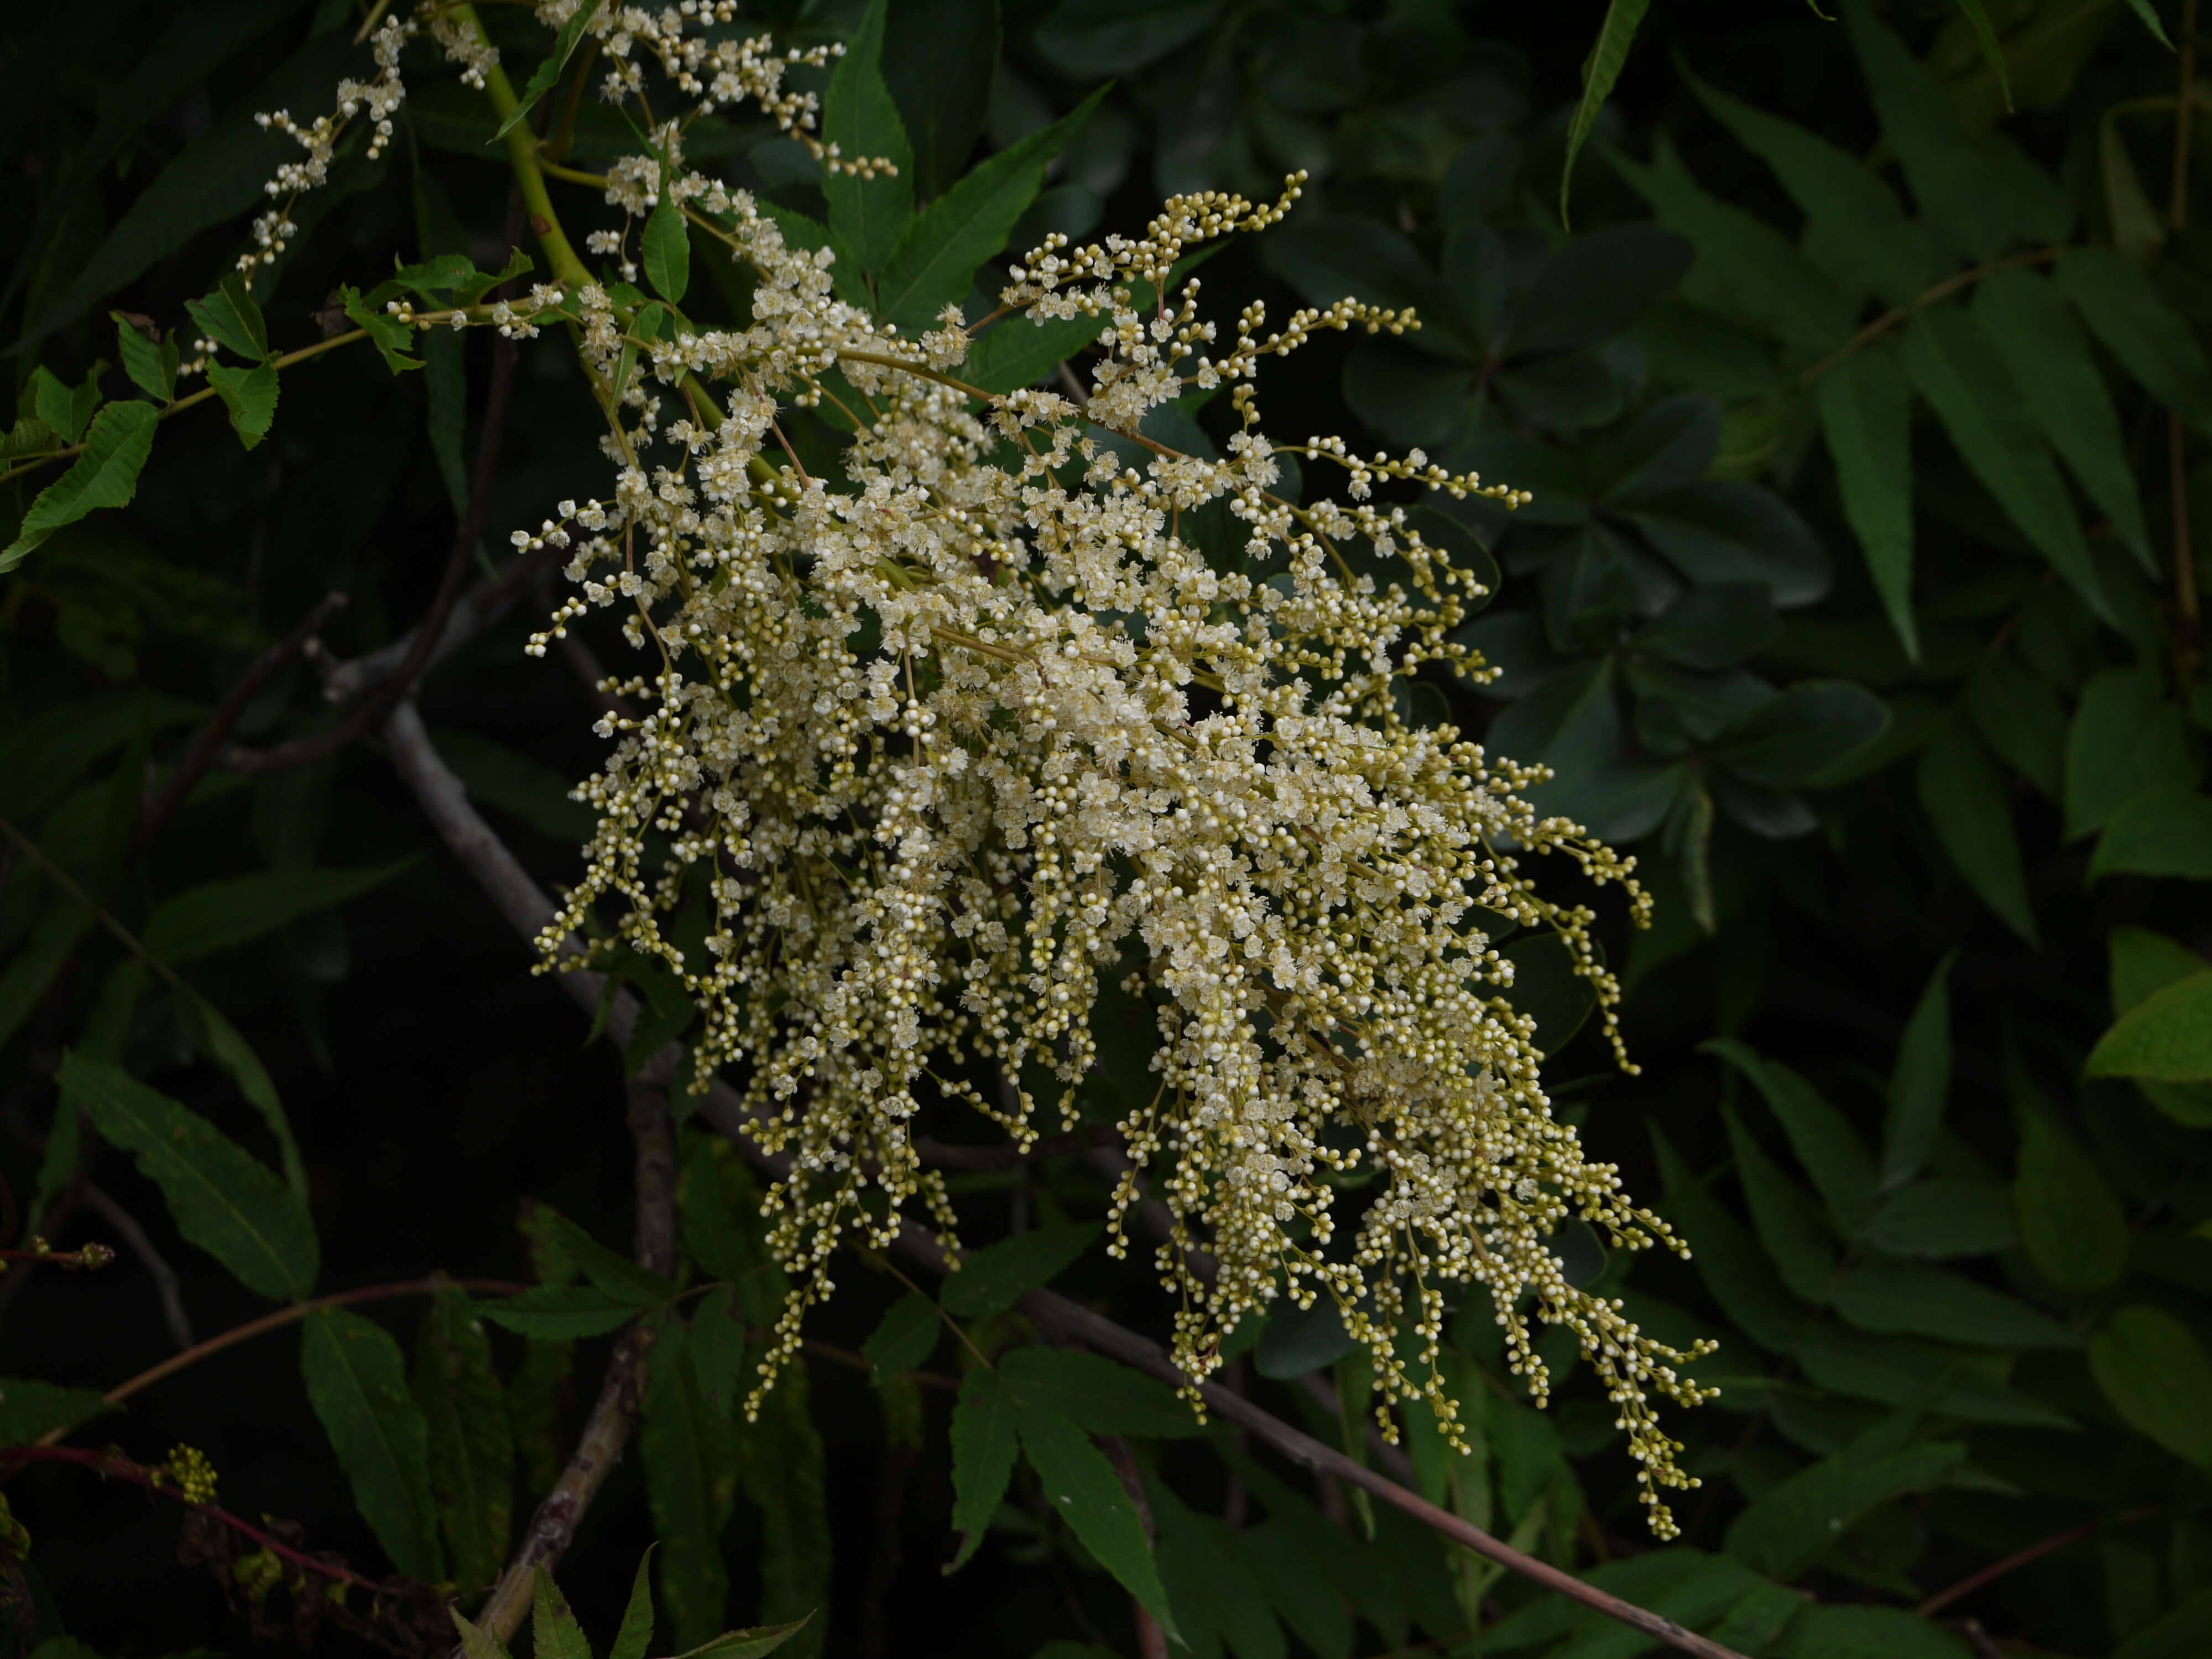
644 192 691 306
112 314 180 403
1613 479 1829 606
2116 1590 2212 1659
29 366 102 444
1704 1039 1877 1233
1861 1180 2017 1259
1559 0 1651 225
1000 1347 1198 1438
964 311 1104 394
1608 138 1855 351
1653 1126 1810 1352
205 361 278 450
821 0 915 275
1034 0 1220 76
2013 1112 2126 1292
1814 345 1917 658
2053 248 2212 435
2091 790 2212 880
449 1607 517 1659
1915 715 2038 945
538 1208 678 1306
940 1220 1097 1317
431 729 597 844
881 0 1001 200
1974 269 2154 572
1899 307 2107 623
1772 1604 1974 1659
667 1620 814 1659
691 1283 749 1413
1964 648 2065 800
876 88 1104 337
860 1293 940 1377
0 1378 117 1446
479 1283 653 1340
2088 1306 2212 1469
185 270 269 362
1948 0 2013 112
1709 681 1890 789
493 0 606 142
301 1307 443 1580
2122 0 2177 49
947 1365 1020 1571
179 989 307 1204
341 285 422 375
643 1319 736 1648
62 1055 317 1303
2112 925 2208 1013
611 1548 657 1659
2088 970 2212 1082
1881 953 1954 1191
1721 1104 1836 1305
2 398 160 572
2065 666 2203 841
1684 66 1931 306
1017 1404 1181 1642
1829 1259 2079 1348
1499 931 1599 1056
412 1287 513 1594
141 858 415 964
0 900 96 1057
531 1568 593 1659
733 1360 828 1659
1724 1441 1966 1578
1254 1296 1358 1379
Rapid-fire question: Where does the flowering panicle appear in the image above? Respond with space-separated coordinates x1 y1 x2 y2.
305 9 1713 1536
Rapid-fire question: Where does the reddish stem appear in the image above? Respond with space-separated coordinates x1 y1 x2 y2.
1916 1504 2163 1617
0 1444 383 1593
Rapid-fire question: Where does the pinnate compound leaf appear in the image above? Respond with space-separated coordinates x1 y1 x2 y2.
1709 681 1889 789
877 88 1105 336
1974 269 2153 572
1016 1404 1181 1642
1814 345 1916 658
2089 1306 2212 1469
178 988 307 1201
2086 971 2212 1082
1900 307 2107 623
142 859 414 966
2091 790 2212 881
2053 248 2212 435
28 365 101 445
733 1362 828 1658
205 362 278 450
1034 0 1220 76
940 1220 1097 1317
1916 715 2038 945
643 192 691 305
412 1288 513 1593
1 399 160 573
1720 1104 1835 1305
1881 953 1954 1191
1559 0 1650 225
184 271 269 361
493 1280 659 1339
301 1307 443 1580
861 1293 940 1377
494 0 606 141
1703 1039 1876 1232
1862 1180 2016 1260
62 1055 317 1302
947 1366 1020 1571
1000 1347 1198 1438
2013 1112 2126 1293
1830 1259 2079 1348
0 1379 117 1446
537 1207 678 1305
1652 1126 1809 1352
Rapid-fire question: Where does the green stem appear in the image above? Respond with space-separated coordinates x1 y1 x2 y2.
458 3 592 293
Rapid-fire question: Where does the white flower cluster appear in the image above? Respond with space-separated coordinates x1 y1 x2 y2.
497 160 1713 1527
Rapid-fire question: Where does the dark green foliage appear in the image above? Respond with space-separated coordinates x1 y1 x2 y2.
4 0 2211 1655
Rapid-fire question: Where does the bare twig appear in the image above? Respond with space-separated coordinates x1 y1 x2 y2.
325 540 565 704
1917 1504 2162 1617
221 333 522 776
28 1277 530 1449
467 1066 677 1646
79 1183 193 1349
135 592 349 852
378 710 1755 1659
